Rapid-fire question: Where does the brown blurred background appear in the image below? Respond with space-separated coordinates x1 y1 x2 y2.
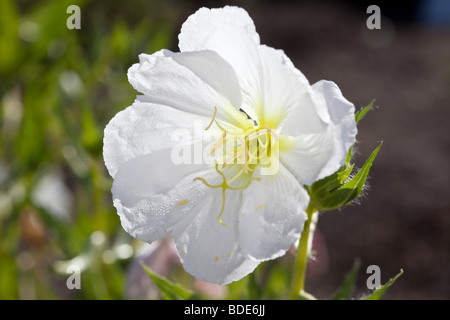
180 0 450 299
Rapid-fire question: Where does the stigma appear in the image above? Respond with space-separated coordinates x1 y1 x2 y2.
192 107 278 226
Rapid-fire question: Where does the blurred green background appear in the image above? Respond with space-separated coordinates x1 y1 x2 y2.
0 0 185 299
0 0 300 300
1 0 449 299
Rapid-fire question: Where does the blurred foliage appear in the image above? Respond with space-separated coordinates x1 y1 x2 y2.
0 0 188 299
0 0 301 300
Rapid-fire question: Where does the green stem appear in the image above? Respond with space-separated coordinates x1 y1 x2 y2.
290 204 318 299
247 270 262 300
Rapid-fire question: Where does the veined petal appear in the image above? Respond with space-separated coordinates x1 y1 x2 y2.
179 6 260 50
179 6 263 121
276 88 329 137
128 49 247 127
111 148 220 244
238 165 308 261
254 45 316 130
162 50 242 109
311 80 357 179
111 142 258 284
280 81 357 185
103 100 214 178
279 131 335 186
171 180 260 285
178 7 323 134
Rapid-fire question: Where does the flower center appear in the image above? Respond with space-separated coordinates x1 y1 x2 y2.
194 163 261 226
193 107 278 226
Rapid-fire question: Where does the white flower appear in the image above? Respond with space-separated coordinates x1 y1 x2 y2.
103 6 357 284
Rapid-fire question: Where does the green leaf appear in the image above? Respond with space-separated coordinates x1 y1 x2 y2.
355 100 375 124
332 259 361 300
140 261 196 300
364 269 404 300
81 104 102 154
0 0 20 74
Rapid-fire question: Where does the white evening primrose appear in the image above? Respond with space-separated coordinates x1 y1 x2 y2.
103 6 357 284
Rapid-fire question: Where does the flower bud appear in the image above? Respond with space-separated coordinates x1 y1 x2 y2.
307 142 382 211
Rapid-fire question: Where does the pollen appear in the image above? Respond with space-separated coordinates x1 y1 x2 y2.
255 204 266 210
177 199 190 206
214 256 220 262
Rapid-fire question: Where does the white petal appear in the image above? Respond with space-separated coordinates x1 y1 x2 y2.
111 143 258 284
179 6 260 50
280 81 357 185
238 165 308 261
111 148 219 244
161 49 242 109
311 80 357 179
171 182 260 284
178 7 324 133
179 6 263 120
279 132 334 186
127 49 244 125
253 45 316 130
103 99 212 178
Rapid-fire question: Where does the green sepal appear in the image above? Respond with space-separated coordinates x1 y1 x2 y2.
339 142 382 195
364 269 404 300
346 100 375 165
140 261 198 300
355 100 375 124
307 142 382 211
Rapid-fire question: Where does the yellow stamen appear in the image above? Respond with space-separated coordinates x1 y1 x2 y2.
195 108 278 226
258 135 269 148
222 149 243 168
209 131 227 156
227 168 244 184
237 136 249 173
205 107 217 131
227 176 260 190
218 187 226 226
245 129 266 142
214 120 227 132
193 163 261 227
193 177 220 189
